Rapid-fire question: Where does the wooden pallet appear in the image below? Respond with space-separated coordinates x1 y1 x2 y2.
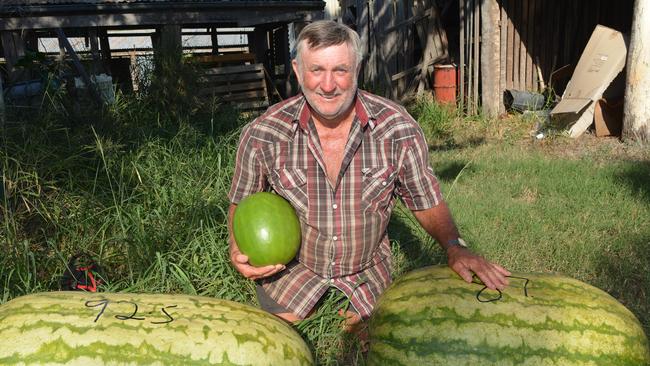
193 53 256 67
198 62 269 111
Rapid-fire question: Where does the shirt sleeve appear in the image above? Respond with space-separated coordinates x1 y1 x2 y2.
228 123 268 204
396 122 444 210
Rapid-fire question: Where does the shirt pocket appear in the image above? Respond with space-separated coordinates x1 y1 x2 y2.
361 166 397 206
270 168 308 215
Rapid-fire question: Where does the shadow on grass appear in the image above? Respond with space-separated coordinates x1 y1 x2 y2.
428 136 485 152
605 161 650 337
433 160 474 182
387 206 447 276
594 232 650 336
615 160 650 204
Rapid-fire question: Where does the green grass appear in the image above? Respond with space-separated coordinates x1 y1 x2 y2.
435 144 650 329
1 91 649 365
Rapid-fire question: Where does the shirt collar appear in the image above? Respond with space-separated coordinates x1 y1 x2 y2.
293 90 377 133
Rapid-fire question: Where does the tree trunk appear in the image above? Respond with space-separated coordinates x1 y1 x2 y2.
622 0 650 142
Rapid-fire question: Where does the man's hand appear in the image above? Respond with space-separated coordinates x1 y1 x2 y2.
229 245 285 281
410 205 510 290
447 246 511 290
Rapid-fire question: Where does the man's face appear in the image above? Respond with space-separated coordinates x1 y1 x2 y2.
292 42 358 122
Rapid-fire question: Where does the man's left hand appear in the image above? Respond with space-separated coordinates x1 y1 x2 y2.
447 246 511 290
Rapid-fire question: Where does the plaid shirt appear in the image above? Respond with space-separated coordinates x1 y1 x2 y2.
228 90 443 319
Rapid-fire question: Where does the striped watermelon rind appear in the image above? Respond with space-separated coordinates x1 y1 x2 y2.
0 292 313 365
368 265 650 366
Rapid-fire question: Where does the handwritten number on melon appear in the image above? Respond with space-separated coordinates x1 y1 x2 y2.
85 299 178 323
475 276 531 303
151 305 178 324
85 299 110 322
115 300 146 321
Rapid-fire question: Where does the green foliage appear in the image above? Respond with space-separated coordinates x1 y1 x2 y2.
295 289 365 366
408 94 459 147
138 53 201 123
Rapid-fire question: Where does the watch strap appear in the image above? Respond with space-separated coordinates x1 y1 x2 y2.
447 237 468 249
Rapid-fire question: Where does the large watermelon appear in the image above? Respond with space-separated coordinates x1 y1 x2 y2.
0 292 313 365
368 265 650 366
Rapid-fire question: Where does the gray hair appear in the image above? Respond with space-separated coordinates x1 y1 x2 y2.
294 20 363 70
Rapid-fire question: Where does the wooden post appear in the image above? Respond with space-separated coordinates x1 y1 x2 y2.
250 27 269 65
376 0 396 98
622 0 650 142
395 1 406 97
367 0 379 91
459 0 465 111
0 73 5 124
56 28 103 105
415 6 445 95
280 24 292 98
472 0 479 114
1 31 27 83
157 24 182 57
98 28 112 75
499 0 507 96
210 27 219 55
356 0 370 85
465 0 476 115
481 0 501 116
88 28 101 74
519 0 528 91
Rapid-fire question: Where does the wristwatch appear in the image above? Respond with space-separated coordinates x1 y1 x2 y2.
447 238 468 249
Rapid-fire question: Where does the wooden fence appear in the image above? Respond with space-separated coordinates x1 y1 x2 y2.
198 62 270 111
345 0 450 102
462 0 633 114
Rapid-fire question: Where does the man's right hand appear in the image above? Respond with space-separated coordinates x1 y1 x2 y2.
229 245 285 280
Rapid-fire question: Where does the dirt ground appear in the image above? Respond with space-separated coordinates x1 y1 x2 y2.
495 112 650 162
528 129 650 162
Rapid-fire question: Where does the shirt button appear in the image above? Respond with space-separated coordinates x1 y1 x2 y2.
332 203 338 209
331 261 336 266
382 181 387 186
332 236 338 241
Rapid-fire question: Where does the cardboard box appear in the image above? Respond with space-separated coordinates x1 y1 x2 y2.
550 25 628 138
594 97 624 137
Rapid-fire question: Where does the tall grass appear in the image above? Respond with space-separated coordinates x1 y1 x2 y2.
1 85 648 365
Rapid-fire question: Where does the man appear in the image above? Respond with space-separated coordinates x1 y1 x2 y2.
228 20 510 329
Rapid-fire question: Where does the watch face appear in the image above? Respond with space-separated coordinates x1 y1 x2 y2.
457 238 468 247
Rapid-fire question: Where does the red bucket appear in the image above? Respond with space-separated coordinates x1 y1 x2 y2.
433 64 457 104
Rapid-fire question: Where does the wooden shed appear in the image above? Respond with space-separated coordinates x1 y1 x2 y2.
337 0 452 102
475 0 634 114
0 0 325 108
478 0 648 140
331 0 648 140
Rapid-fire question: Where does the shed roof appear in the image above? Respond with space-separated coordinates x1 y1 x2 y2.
0 1 325 30
3 0 319 4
